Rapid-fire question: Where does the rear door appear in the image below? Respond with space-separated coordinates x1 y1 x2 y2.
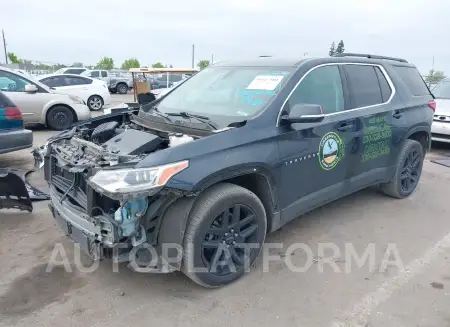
60 76 91 101
278 64 360 221
341 64 398 185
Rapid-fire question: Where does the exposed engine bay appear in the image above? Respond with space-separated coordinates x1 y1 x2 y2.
49 116 196 168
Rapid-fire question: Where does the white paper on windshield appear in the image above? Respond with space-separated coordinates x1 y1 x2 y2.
246 75 284 90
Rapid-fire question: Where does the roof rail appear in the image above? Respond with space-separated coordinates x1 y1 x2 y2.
334 53 408 63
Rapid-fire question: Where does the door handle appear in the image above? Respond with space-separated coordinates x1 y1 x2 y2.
393 111 403 119
337 123 354 131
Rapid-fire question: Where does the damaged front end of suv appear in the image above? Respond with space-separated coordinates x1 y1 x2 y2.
33 107 220 271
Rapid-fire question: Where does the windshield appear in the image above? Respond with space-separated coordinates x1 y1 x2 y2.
151 66 293 124
432 80 450 99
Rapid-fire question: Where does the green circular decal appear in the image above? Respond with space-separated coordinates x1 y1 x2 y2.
318 132 345 170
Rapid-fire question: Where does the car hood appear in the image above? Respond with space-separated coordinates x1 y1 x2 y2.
435 99 450 115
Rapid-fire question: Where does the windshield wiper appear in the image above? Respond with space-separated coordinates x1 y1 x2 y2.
147 106 173 122
166 112 218 130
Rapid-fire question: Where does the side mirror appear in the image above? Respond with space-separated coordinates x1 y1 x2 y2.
281 104 325 124
25 84 38 93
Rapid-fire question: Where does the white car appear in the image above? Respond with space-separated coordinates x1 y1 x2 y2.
0 66 91 130
38 74 111 111
431 78 450 143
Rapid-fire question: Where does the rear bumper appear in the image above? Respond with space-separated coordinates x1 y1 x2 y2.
431 121 450 143
0 128 33 154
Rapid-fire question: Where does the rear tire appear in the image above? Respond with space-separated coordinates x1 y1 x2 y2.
380 139 424 199
182 183 267 288
117 83 128 94
46 105 75 131
87 95 104 111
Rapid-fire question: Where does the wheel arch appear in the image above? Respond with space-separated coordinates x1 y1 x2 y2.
191 166 278 233
405 126 430 154
45 103 77 127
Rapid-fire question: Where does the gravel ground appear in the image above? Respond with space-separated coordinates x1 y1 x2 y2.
1 95 450 327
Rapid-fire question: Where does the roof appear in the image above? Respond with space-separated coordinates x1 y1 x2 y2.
214 57 306 67
129 67 199 73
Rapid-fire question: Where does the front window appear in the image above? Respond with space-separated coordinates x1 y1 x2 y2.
0 70 33 92
432 80 450 99
153 66 293 122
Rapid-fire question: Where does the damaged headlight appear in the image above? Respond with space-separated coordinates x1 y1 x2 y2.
88 160 189 195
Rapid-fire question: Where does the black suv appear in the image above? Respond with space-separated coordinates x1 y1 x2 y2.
35 53 434 287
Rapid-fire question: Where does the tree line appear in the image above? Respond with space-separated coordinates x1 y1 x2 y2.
6 52 212 71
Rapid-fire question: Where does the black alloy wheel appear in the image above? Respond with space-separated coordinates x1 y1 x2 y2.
182 183 267 288
380 139 424 198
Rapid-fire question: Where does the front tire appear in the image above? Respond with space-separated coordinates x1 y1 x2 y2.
182 183 267 288
380 139 424 198
46 105 75 131
87 95 104 111
117 83 128 94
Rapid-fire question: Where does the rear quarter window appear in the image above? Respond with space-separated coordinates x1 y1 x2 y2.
393 66 431 96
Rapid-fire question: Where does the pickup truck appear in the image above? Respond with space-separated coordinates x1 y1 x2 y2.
82 70 133 94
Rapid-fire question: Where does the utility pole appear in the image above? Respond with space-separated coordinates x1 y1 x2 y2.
2 30 7 64
432 54 435 71
191 44 195 68
211 54 214 65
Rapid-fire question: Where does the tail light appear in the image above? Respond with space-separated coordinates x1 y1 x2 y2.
428 100 436 111
5 107 23 120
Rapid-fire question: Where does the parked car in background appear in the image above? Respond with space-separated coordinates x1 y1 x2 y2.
54 67 88 75
0 66 91 130
430 78 450 143
82 70 133 94
38 74 111 111
156 74 183 88
0 91 33 154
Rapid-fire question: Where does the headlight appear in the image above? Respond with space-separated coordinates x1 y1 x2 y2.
69 95 84 104
88 160 189 195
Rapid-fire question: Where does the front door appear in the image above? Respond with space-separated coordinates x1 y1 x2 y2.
277 64 359 222
0 70 47 123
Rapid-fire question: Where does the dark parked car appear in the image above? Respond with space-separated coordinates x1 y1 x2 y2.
0 91 33 154
34 53 434 288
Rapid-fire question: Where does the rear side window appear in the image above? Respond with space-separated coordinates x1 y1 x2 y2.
393 66 430 96
344 65 383 109
0 91 15 107
64 77 88 85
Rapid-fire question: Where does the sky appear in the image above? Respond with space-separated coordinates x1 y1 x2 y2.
1 0 449 74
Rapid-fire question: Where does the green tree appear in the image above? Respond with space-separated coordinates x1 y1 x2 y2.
95 57 114 70
425 69 446 85
329 42 336 56
197 60 210 70
121 58 140 70
7 52 21 64
71 62 84 67
335 40 345 54
151 62 165 68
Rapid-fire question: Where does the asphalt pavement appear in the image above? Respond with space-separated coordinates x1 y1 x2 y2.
1 94 450 327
